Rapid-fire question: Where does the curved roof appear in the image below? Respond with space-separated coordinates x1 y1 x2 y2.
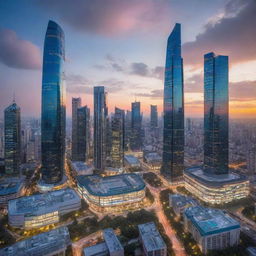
77 173 145 197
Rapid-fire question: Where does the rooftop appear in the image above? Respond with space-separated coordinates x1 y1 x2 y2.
0 227 70 256
83 242 108 256
124 155 140 165
138 222 166 252
184 166 248 187
103 228 123 253
170 194 198 209
145 152 162 162
8 188 80 215
184 206 240 236
71 161 93 175
77 173 145 197
0 178 23 196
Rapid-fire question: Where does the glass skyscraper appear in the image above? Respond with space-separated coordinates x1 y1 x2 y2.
204 52 229 174
94 86 108 170
72 97 81 161
130 101 142 151
162 23 184 180
4 101 21 176
41 20 66 184
150 105 158 128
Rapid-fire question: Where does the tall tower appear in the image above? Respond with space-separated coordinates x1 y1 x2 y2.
150 105 158 128
41 20 66 184
4 101 21 176
94 86 107 170
204 52 229 174
111 107 125 168
131 102 142 151
72 97 81 161
77 106 90 162
162 23 184 180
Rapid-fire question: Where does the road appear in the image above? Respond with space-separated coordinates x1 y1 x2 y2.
148 184 187 256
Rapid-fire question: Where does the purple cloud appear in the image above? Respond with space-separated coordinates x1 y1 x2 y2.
0 28 41 70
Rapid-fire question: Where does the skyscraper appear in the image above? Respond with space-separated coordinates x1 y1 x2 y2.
72 97 81 161
4 101 21 176
77 106 90 162
94 86 108 170
131 102 142 151
111 107 125 168
41 20 66 184
204 52 229 174
162 23 184 180
150 105 158 128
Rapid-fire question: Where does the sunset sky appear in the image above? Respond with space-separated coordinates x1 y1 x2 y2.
0 0 255 118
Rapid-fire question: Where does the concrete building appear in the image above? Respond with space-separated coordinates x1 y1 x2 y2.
124 155 140 168
77 173 145 213
0 226 71 256
184 167 250 204
184 206 240 254
144 152 162 171
138 222 167 256
8 188 81 229
83 228 124 256
169 194 198 217
71 161 94 176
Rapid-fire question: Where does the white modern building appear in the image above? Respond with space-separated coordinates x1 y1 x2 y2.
138 222 167 256
0 226 71 256
8 188 81 229
71 161 93 176
184 206 240 254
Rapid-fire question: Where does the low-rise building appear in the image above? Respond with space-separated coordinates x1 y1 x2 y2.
184 206 240 254
8 188 81 229
124 155 140 168
138 222 167 256
77 174 145 213
83 228 124 256
0 177 24 208
169 194 198 217
0 226 71 256
71 161 94 176
144 152 162 171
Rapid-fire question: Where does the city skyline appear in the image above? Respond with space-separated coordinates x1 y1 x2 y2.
0 0 256 119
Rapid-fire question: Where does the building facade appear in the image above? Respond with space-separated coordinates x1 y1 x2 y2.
4 102 21 176
204 52 229 174
41 20 66 184
150 105 158 128
162 23 184 180
130 102 142 151
77 106 90 162
111 108 124 168
94 86 108 170
72 97 81 161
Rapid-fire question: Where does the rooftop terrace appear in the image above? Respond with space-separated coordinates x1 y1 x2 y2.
184 206 240 236
77 173 145 197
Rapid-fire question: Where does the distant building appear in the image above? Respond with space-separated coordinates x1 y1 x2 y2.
72 97 81 161
8 188 81 229
94 86 108 170
77 173 145 212
184 206 240 254
138 222 167 256
71 161 93 176
162 23 184 181
184 167 249 204
77 106 90 162
41 20 66 184
124 155 140 168
84 228 124 256
150 105 158 128
124 110 131 151
169 194 198 217
130 102 142 151
4 101 21 176
0 226 71 256
111 108 125 168
144 152 162 171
